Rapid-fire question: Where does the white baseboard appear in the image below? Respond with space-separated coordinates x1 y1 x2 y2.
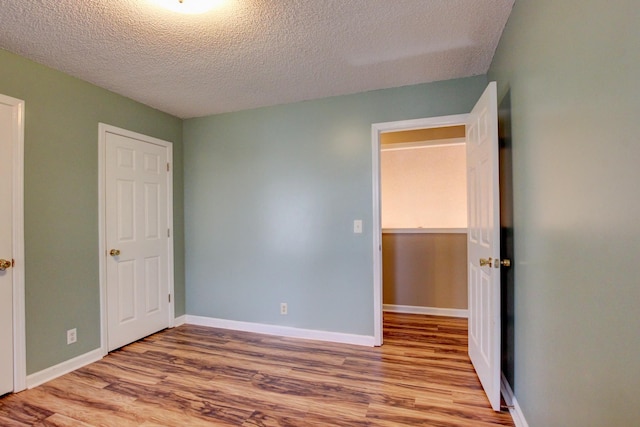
26 348 103 389
174 315 186 326
383 304 468 318
185 315 375 347
501 372 529 427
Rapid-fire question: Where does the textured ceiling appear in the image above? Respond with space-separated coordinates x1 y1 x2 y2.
0 0 514 118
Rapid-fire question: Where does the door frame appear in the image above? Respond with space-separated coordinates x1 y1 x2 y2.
371 114 469 346
0 93 26 392
98 123 175 356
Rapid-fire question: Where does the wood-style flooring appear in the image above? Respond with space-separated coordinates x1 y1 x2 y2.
0 313 514 426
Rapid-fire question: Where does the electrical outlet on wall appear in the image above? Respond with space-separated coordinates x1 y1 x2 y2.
280 303 288 315
67 328 77 345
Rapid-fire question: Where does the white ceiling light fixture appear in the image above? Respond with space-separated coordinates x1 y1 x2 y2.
151 0 225 15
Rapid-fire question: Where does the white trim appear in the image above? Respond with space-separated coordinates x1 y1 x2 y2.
0 94 27 392
373 115 471 132
98 125 107 355
186 315 376 347
501 373 530 427
174 315 186 326
26 348 102 389
10 96 26 392
371 125 383 346
166 144 175 328
382 228 467 234
383 304 468 318
371 113 470 348
98 123 174 356
381 138 465 151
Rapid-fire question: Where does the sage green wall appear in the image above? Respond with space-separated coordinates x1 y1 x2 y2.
0 49 185 374
183 76 487 335
489 1 639 425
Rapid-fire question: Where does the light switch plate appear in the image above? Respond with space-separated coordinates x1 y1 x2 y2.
353 219 363 234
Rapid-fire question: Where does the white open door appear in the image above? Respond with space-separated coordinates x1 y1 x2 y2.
0 99 16 395
101 125 173 352
466 82 502 411
0 94 25 395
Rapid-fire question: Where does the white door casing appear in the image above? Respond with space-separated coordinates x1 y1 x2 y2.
0 94 26 394
466 82 501 411
371 84 501 410
371 114 470 346
99 124 174 353
0 100 14 395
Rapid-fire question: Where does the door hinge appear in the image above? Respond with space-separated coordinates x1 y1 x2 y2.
168 228 171 237
168 294 171 303
167 162 170 172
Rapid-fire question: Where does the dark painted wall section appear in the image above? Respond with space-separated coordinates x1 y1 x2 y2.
498 90 515 388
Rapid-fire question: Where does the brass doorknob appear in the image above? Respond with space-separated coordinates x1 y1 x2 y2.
491 258 512 268
479 257 493 267
109 249 121 256
0 259 12 271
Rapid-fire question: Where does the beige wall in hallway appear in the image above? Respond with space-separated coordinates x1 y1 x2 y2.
381 144 467 229
382 232 467 309
381 142 468 310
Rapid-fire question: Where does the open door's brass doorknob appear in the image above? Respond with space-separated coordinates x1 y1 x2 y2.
480 257 512 268
498 259 511 268
109 249 121 256
0 259 12 271
479 257 493 267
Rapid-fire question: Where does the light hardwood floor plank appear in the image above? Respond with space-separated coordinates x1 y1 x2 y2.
0 313 514 426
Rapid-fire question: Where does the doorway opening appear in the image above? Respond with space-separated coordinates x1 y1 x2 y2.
380 125 468 322
372 82 505 413
371 114 470 346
